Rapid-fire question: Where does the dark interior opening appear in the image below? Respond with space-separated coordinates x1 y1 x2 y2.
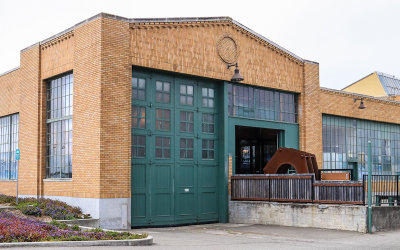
235 126 279 174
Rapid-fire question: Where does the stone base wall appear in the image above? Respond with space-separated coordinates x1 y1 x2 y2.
229 201 367 232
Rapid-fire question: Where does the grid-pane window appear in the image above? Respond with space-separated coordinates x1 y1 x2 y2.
180 111 194 133
47 74 73 120
228 83 298 123
155 136 171 159
156 81 170 103
202 88 214 108
46 72 73 179
323 115 400 179
0 114 19 180
202 114 215 134
279 93 297 123
132 77 146 101
180 138 194 159
156 109 171 131
132 106 146 129
132 135 146 158
202 139 214 159
180 84 194 106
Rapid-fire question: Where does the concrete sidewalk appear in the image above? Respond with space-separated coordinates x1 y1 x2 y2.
17 223 400 249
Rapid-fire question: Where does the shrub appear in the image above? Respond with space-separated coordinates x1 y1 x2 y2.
89 228 103 232
62 236 88 241
0 194 15 204
71 224 80 231
20 205 42 217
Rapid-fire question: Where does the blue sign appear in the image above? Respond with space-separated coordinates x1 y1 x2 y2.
15 149 20 161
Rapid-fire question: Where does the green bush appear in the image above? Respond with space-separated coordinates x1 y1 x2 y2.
71 224 81 231
20 204 42 217
49 221 69 230
89 228 103 232
0 194 15 204
105 231 119 237
62 236 88 241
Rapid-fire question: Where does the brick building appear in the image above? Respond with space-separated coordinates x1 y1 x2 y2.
1 13 400 229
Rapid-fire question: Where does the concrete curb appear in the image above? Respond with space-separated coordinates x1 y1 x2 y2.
0 236 153 248
0 206 16 211
57 218 100 228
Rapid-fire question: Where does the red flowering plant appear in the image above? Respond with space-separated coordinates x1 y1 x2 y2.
0 194 85 220
0 211 146 243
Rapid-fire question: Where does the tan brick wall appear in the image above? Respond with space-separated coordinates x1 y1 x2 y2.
320 89 400 124
66 18 103 198
0 69 20 116
100 18 131 199
41 33 74 79
18 44 41 196
0 67 20 193
0 16 133 199
130 22 304 93
40 17 132 199
0 182 17 196
299 61 322 168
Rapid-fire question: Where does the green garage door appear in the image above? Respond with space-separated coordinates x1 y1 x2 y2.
131 70 219 227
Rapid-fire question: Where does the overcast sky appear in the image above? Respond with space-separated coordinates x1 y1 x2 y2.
1 0 399 89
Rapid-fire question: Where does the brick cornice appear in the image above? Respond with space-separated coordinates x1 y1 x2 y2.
130 20 304 65
40 31 74 50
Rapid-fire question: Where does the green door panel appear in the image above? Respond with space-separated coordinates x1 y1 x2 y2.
132 69 220 227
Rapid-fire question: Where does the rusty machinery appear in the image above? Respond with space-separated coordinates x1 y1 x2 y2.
263 148 320 179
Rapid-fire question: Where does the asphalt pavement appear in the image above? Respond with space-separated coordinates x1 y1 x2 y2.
16 223 400 249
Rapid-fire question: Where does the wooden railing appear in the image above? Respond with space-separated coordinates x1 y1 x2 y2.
231 174 364 205
313 181 364 205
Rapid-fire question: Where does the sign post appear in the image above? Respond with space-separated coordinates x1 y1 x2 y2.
368 141 372 233
15 149 20 205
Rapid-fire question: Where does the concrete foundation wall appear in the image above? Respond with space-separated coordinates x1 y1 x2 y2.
20 195 130 230
229 201 367 233
371 206 400 232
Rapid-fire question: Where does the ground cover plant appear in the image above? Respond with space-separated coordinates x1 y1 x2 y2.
0 194 87 220
0 211 147 243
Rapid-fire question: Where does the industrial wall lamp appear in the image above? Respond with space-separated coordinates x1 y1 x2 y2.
227 63 244 82
354 98 366 109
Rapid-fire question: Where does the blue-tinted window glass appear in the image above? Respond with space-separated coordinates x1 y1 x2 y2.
46 72 73 179
0 114 19 180
322 114 400 179
228 83 297 123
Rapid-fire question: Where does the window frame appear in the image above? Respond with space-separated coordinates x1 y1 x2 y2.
155 80 171 104
45 72 73 179
179 111 194 133
0 113 19 180
179 84 194 106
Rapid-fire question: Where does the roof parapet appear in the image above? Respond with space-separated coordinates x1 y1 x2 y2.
0 67 20 78
18 13 306 66
321 87 400 105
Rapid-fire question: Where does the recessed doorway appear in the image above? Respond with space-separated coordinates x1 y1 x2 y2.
235 126 280 174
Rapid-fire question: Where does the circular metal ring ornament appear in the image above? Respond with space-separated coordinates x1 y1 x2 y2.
216 34 239 65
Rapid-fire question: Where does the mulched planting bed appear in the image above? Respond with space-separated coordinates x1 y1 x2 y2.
0 194 87 220
0 211 147 243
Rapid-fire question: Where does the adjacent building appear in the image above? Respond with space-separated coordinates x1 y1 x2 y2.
1 13 400 229
343 71 400 101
